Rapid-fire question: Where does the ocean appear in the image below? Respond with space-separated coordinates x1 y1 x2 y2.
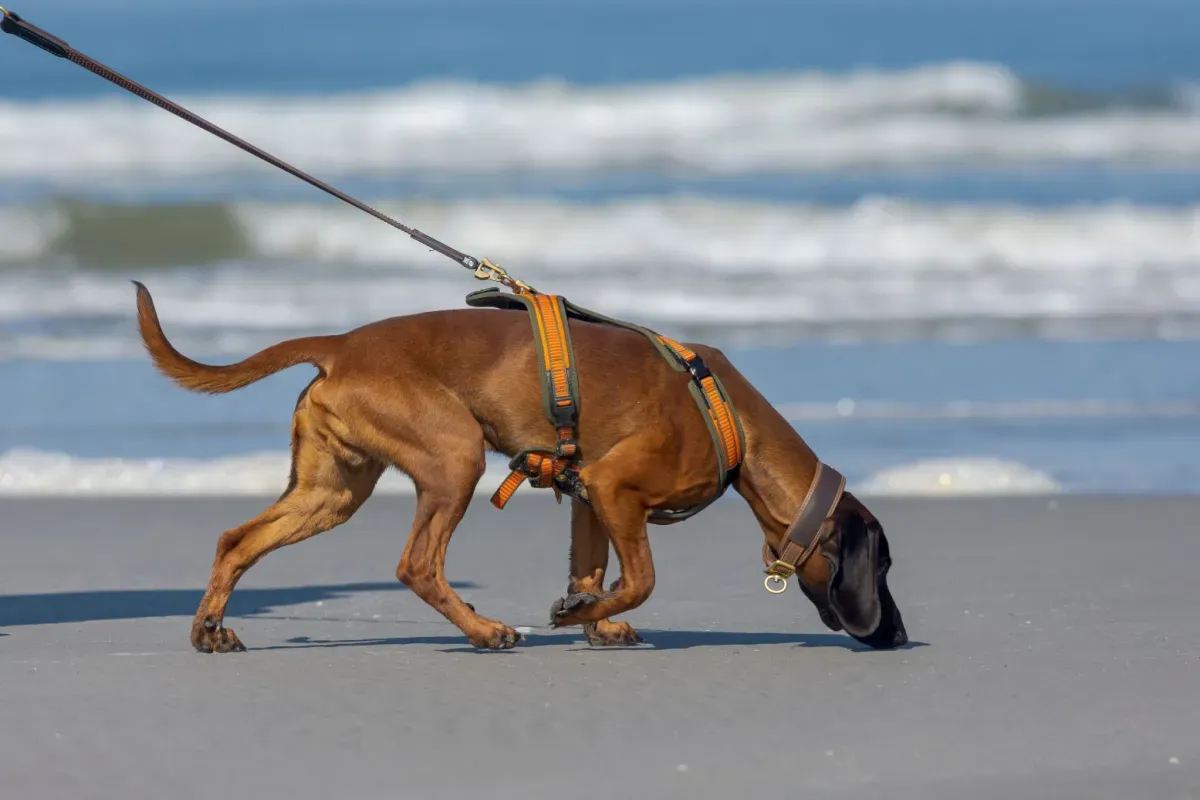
2 0 1198 497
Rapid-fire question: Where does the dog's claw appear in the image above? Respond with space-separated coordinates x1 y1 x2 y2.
469 625 522 650
584 621 644 647
193 618 247 654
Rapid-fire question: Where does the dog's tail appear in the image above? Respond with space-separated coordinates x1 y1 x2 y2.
133 281 338 394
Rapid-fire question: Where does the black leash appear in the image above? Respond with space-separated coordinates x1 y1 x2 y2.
0 6 535 291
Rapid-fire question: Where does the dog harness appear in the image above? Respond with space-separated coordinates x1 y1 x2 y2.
465 285 746 525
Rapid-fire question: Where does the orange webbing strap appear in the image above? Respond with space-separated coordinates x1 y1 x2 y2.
656 335 744 474
529 294 576 433
488 292 582 509
491 469 528 509
490 451 574 509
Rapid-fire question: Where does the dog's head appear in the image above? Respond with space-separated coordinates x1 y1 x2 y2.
793 492 907 649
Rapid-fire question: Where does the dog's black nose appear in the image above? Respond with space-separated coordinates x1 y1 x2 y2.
892 627 908 647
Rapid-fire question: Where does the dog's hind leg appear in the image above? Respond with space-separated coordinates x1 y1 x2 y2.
191 393 384 653
561 499 644 646
388 408 522 650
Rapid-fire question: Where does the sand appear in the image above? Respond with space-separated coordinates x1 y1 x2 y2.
1 494 1198 799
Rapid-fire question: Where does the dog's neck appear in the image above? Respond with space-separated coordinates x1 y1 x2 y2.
731 396 825 552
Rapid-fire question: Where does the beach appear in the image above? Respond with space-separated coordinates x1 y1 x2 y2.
2 493 1197 799
3 0 1200 796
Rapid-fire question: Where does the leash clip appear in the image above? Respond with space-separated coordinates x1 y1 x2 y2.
474 257 536 295
763 560 795 594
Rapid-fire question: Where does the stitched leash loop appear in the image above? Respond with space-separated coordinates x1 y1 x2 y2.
0 7 489 274
0 9 68 56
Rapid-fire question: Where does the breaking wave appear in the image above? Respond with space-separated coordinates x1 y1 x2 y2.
856 457 1061 496
2 62 1199 182
0 449 501 497
4 195 1199 273
3 195 1200 353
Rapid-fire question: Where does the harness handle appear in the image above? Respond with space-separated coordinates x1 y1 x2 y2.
0 6 506 279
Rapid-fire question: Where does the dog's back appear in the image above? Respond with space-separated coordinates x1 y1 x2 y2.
135 283 739 470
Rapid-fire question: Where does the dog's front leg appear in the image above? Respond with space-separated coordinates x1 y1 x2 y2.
549 465 654 639
556 499 643 646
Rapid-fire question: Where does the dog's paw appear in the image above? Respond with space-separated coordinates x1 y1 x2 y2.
467 623 523 651
584 621 644 647
192 618 247 654
549 592 604 626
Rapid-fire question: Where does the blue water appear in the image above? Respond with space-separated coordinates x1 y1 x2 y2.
2 0 1199 494
3 0 1196 98
4 338 1199 493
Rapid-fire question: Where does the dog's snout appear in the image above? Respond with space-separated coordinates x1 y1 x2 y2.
881 600 908 648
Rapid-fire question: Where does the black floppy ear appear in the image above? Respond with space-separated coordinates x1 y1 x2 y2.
826 511 882 638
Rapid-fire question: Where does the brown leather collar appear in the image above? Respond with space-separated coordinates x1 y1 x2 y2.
761 461 846 594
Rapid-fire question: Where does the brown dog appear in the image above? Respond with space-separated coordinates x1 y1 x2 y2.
133 281 907 652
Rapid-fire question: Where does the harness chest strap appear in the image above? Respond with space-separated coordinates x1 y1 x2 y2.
486 291 582 509
762 461 846 594
548 293 746 523
466 286 745 520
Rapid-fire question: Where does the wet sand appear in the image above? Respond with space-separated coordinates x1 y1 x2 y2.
1 494 1197 799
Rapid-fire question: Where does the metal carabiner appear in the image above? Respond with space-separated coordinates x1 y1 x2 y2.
474 257 536 294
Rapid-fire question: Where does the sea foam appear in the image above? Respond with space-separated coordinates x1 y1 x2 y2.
0 449 1060 498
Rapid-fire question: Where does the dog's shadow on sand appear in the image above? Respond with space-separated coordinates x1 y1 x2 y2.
1 583 926 653
0 581 441 628
265 630 927 653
